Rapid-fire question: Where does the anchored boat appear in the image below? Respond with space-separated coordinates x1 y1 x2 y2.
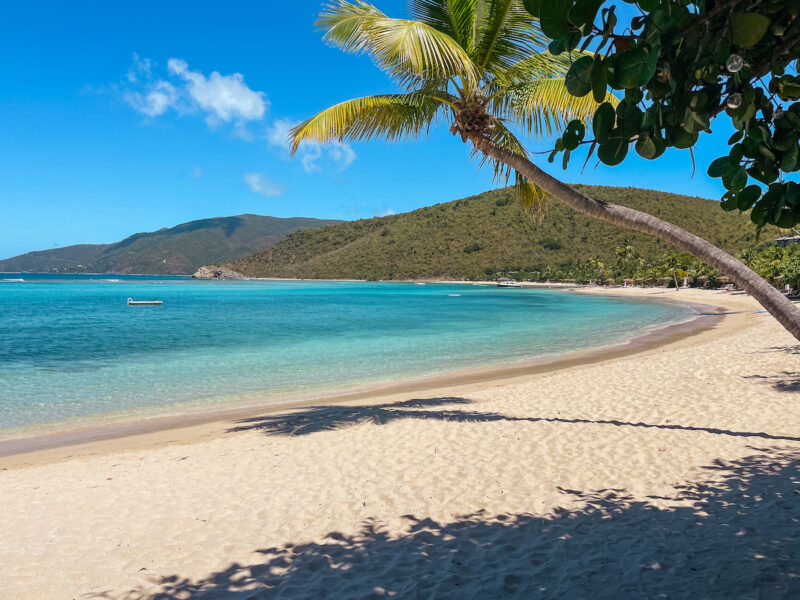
127 298 163 306
496 278 521 288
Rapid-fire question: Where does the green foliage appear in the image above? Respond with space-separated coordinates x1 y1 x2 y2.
526 0 800 228
463 242 483 253
294 0 613 217
497 248 721 287
0 216 342 275
540 237 562 250
231 185 780 281
739 244 800 290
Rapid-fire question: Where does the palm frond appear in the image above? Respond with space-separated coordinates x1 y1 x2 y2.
408 0 478 52
492 78 618 140
513 171 547 217
472 0 548 75
492 51 574 86
316 0 385 49
474 119 547 215
290 91 448 153
317 1 479 87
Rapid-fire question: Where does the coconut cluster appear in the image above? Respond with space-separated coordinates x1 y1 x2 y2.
450 97 495 142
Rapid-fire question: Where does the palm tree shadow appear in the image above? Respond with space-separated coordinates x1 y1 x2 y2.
758 345 800 355
228 397 800 442
110 446 800 599
743 371 800 393
227 397 492 436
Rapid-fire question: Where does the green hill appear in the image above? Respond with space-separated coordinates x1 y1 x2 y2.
231 185 780 280
0 214 342 275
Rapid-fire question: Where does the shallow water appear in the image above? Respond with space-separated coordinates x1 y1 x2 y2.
0 275 692 433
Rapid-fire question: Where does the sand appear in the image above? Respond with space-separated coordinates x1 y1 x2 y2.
0 288 798 599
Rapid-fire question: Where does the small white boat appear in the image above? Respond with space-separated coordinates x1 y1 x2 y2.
448 294 461 297
127 297 163 306
1 278 24 282
496 279 521 288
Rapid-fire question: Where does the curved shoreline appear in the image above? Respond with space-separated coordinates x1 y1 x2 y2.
0 292 725 465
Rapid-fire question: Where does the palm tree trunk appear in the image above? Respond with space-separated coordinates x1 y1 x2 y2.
470 134 800 341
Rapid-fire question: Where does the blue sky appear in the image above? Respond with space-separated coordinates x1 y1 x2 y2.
0 0 734 259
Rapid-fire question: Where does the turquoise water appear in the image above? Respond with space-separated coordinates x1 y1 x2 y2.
0 275 693 434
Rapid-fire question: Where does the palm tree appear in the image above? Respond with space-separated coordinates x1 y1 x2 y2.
291 0 800 340
587 256 607 285
613 238 644 280
657 251 690 291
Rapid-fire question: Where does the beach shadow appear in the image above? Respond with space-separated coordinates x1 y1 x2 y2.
227 397 481 436
743 371 800 393
109 446 800 599
758 345 800 356
229 397 800 442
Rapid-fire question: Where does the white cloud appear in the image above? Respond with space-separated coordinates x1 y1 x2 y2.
300 142 322 173
330 142 357 171
126 53 152 82
193 166 203 179
267 118 356 173
123 55 266 136
121 56 355 172
167 58 266 125
243 172 286 197
124 80 178 117
378 208 396 216
266 117 295 152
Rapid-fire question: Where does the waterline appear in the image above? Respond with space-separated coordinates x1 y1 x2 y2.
0 277 693 436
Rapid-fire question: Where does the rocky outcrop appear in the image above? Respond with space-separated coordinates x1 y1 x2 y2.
191 265 246 280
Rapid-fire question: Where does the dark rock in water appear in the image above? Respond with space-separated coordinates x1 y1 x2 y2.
192 265 246 280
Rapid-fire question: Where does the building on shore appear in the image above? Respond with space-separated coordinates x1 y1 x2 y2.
775 235 800 248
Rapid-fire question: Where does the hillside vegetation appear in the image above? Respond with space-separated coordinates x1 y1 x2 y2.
232 185 781 280
0 215 341 275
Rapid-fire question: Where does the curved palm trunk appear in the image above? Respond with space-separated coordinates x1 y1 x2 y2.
470 134 800 341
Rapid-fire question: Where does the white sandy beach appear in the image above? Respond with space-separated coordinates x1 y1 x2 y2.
1 287 798 599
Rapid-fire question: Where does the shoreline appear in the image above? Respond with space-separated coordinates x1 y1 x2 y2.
2 286 796 599
0 291 722 466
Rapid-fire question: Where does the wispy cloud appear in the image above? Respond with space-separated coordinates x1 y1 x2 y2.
126 53 152 82
266 118 357 173
123 80 178 117
123 55 266 138
266 117 296 151
193 166 203 179
167 58 267 125
122 55 356 172
243 172 286 197
329 142 357 171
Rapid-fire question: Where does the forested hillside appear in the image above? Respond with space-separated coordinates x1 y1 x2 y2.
232 185 780 280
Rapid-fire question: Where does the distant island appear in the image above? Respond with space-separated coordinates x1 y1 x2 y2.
229 185 780 281
0 215 342 275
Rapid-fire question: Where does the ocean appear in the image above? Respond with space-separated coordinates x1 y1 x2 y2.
0 275 693 435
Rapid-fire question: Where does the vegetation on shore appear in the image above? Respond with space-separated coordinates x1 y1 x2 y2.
232 184 781 281
502 240 800 293
739 245 800 292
